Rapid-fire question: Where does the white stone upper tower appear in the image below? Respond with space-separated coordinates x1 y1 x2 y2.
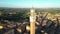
30 7 36 22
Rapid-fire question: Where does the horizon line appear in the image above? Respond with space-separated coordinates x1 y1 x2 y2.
0 7 60 8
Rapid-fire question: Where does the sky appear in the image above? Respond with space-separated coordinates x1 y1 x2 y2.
0 0 60 8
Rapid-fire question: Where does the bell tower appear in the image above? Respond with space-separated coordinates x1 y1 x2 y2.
30 7 36 34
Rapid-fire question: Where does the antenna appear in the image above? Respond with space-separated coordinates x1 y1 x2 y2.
31 4 35 9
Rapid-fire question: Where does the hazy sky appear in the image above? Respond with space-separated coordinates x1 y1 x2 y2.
0 0 60 8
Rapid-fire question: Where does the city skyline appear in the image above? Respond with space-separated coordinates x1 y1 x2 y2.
0 0 60 8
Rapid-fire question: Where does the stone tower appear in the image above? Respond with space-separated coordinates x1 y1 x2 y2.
30 7 36 34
